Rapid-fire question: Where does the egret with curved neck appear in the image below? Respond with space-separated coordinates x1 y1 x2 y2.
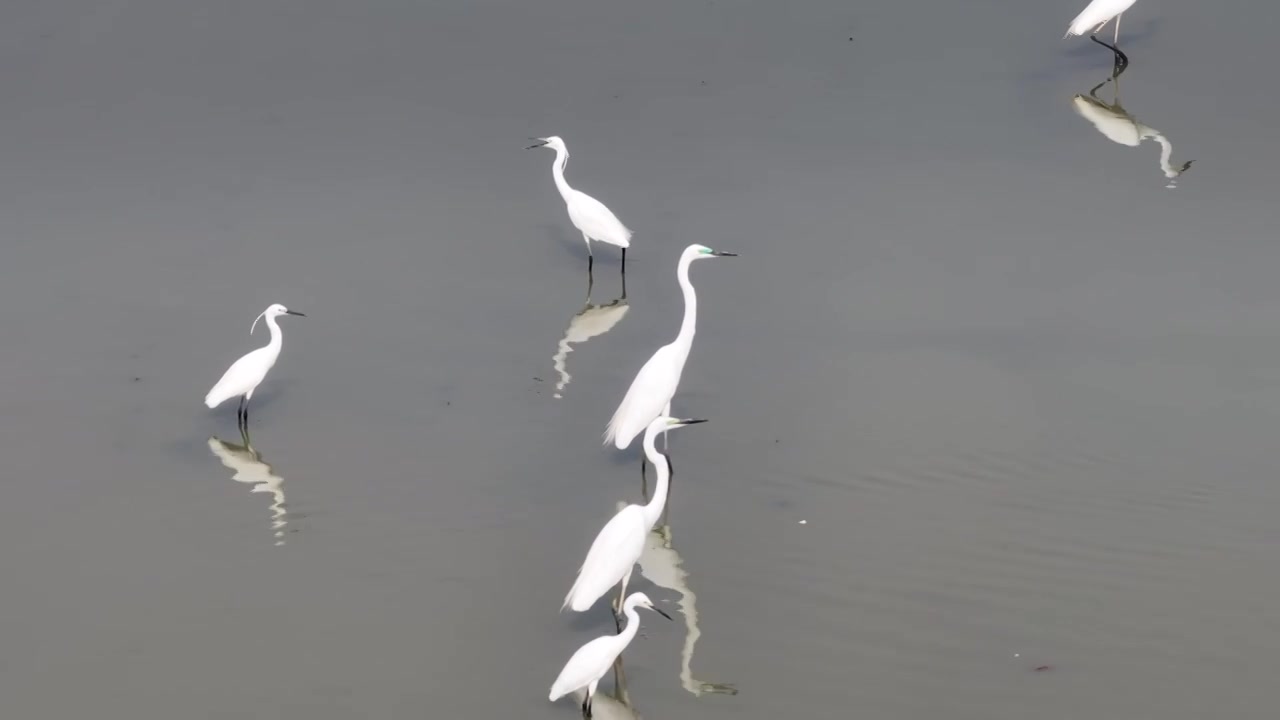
204 303 305 431
604 244 735 456
527 135 633 272
564 417 706 625
549 591 672 719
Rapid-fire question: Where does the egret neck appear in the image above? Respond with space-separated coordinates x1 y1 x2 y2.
641 427 672 529
255 311 286 365
673 250 700 360
550 144 573 202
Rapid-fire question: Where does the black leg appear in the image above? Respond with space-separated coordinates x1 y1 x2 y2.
1089 35 1128 77
588 254 594 273
662 455 674 525
640 455 648 500
621 247 626 274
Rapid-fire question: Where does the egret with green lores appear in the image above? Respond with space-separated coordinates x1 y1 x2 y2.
604 244 734 478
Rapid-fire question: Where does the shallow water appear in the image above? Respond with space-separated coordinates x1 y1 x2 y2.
1 0 1279 718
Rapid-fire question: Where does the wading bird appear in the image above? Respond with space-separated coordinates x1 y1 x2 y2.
565 417 705 625
204 304 304 430
549 592 672 719
527 135 632 272
604 245 734 481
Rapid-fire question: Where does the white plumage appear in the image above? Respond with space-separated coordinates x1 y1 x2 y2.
564 417 705 614
604 244 735 449
204 304 304 425
549 592 671 716
527 135 632 266
1065 0 1137 42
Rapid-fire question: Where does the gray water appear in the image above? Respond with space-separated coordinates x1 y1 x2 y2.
1 0 1279 718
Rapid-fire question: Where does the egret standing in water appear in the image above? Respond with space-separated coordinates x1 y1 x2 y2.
566 417 705 625
204 304 304 430
549 592 672 719
526 136 632 272
1065 0 1136 45
604 244 734 479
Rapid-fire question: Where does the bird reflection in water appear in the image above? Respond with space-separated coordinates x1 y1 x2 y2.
620 500 739 697
553 271 629 399
1072 46 1194 189
208 430 289 546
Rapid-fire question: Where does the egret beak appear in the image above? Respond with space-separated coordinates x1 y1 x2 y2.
653 607 674 621
678 418 709 427
525 138 548 149
712 251 738 257
285 310 306 317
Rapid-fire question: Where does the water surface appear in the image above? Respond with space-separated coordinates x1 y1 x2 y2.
1 1 1279 718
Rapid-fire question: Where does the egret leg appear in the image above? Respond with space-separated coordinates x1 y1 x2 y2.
640 455 648 500
662 402 671 451
613 567 633 632
584 679 598 718
612 656 629 703
621 247 626 275
1113 13 1121 45
662 455 674 526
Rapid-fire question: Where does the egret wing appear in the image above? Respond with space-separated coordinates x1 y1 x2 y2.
204 347 270 408
568 190 632 247
1067 0 1135 36
563 506 646 612
549 634 625 701
604 343 681 449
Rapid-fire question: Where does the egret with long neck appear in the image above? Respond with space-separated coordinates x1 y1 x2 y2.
563 417 706 625
527 135 632 272
204 303 305 431
604 244 735 451
549 592 672 719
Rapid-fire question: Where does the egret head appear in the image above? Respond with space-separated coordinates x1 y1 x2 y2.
625 592 674 620
526 135 567 153
251 304 306 334
643 416 707 446
687 243 738 260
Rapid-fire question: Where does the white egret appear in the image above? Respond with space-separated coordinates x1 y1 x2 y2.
204 303 304 429
549 592 672 719
526 135 632 271
1065 0 1137 44
564 417 705 622
604 244 734 479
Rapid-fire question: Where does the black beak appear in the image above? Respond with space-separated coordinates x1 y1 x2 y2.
285 310 306 317
712 251 738 257
678 418 709 426
653 607 674 621
526 138 547 149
